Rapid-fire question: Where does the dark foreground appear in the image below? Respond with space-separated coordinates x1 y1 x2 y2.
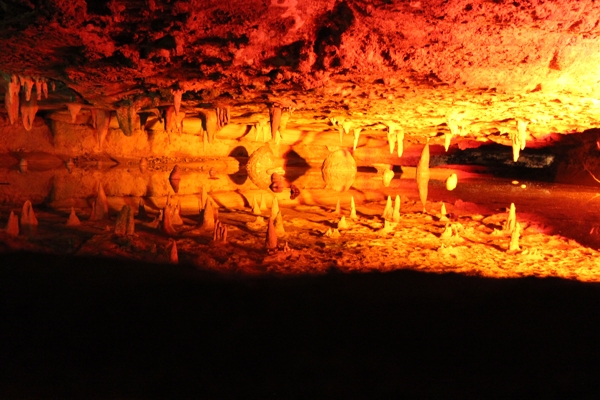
1 252 600 399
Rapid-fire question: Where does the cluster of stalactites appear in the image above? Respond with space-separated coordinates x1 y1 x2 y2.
4 74 51 131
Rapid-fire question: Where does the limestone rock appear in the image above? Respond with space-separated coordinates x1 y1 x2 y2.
20 200 38 228
6 211 19 236
115 205 135 236
66 207 81 226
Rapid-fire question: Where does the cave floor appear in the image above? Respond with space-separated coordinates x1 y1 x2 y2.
2 160 600 282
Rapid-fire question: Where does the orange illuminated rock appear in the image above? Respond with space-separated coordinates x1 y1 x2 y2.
20 96 38 131
4 74 20 125
274 212 285 236
334 198 341 215
91 109 111 149
66 103 82 123
270 197 280 220
266 217 278 250
160 206 177 235
171 200 184 225
337 216 348 230
383 169 394 187
200 199 216 231
5 211 19 236
252 196 261 215
416 142 431 212
509 222 521 252
170 241 178 264
350 196 357 219
247 145 276 190
269 105 282 144
66 207 81 227
382 195 393 221
393 195 401 223
504 203 516 232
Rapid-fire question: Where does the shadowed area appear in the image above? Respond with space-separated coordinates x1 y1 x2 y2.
2 252 600 398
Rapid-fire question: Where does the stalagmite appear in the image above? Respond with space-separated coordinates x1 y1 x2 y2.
393 195 401 223
504 203 516 232
92 109 111 149
440 224 453 240
200 186 208 210
20 200 38 228
382 195 393 221
352 128 361 151
66 207 81 226
416 142 431 212
337 216 348 230
270 105 282 144
5 75 20 124
42 80 48 99
334 198 341 215
6 211 19 236
509 222 521 251
169 165 181 193
171 200 183 225
66 103 82 123
266 217 278 250
213 220 228 244
114 205 135 236
350 196 357 219
379 220 393 234
252 196 261 215
440 203 449 222
172 89 183 115
383 169 394 187
137 200 148 220
260 193 267 211
170 241 178 264
200 199 216 231
446 173 458 191
90 183 109 221
271 197 280 220
325 228 341 238
20 96 38 131
161 206 177 235
274 212 285 236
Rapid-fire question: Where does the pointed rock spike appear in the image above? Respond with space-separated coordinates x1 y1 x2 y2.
6 211 19 236
66 207 81 226
350 196 357 219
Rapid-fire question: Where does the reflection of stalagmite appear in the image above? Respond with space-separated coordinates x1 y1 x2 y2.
383 169 394 187
19 76 34 101
341 120 353 135
337 216 348 230
92 109 111 149
266 217 278 250
115 205 135 236
90 183 109 221
213 220 228 244
20 96 38 131
393 195 401 223
385 122 404 157
352 128 361 151
66 103 82 123
383 195 393 221
440 203 449 222
271 197 280 220
5 75 20 125
334 198 341 215
416 142 431 212
274 212 285 236
19 159 27 173
444 133 452 152
504 203 516 232
446 173 457 191
321 150 357 192
20 200 38 228
6 211 19 236
350 196 357 219
269 105 282 144
169 165 181 193
509 222 521 251
170 241 178 264
510 120 528 162
66 207 81 226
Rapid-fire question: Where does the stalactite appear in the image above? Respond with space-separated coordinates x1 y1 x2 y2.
92 109 111 149
66 103 82 123
115 102 138 136
269 105 282 144
216 107 230 131
172 88 183 116
5 75 20 125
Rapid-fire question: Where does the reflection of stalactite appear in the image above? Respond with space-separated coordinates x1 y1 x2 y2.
216 107 230 131
92 109 111 149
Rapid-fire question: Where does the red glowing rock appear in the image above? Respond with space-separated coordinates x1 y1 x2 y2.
5 211 19 236
66 207 81 227
20 200 38 228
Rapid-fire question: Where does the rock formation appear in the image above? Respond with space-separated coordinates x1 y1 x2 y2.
20 200 38 228
350 196 357 220
115 205 135 236
509 222 521 251
504 203 517 232
393 195 401 223
170 241 178 264
5 211 19 236
446 174 458 191
337 216 348 230
169 165 181 194
200 199 216 231
90 183 109 221
382 196 393 221
213 220 228 244
66 207 81 227
266 217 278 250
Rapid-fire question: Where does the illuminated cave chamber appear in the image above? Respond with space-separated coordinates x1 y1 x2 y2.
2 0 600 279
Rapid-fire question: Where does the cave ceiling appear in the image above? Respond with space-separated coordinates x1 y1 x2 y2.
2 0 600 151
